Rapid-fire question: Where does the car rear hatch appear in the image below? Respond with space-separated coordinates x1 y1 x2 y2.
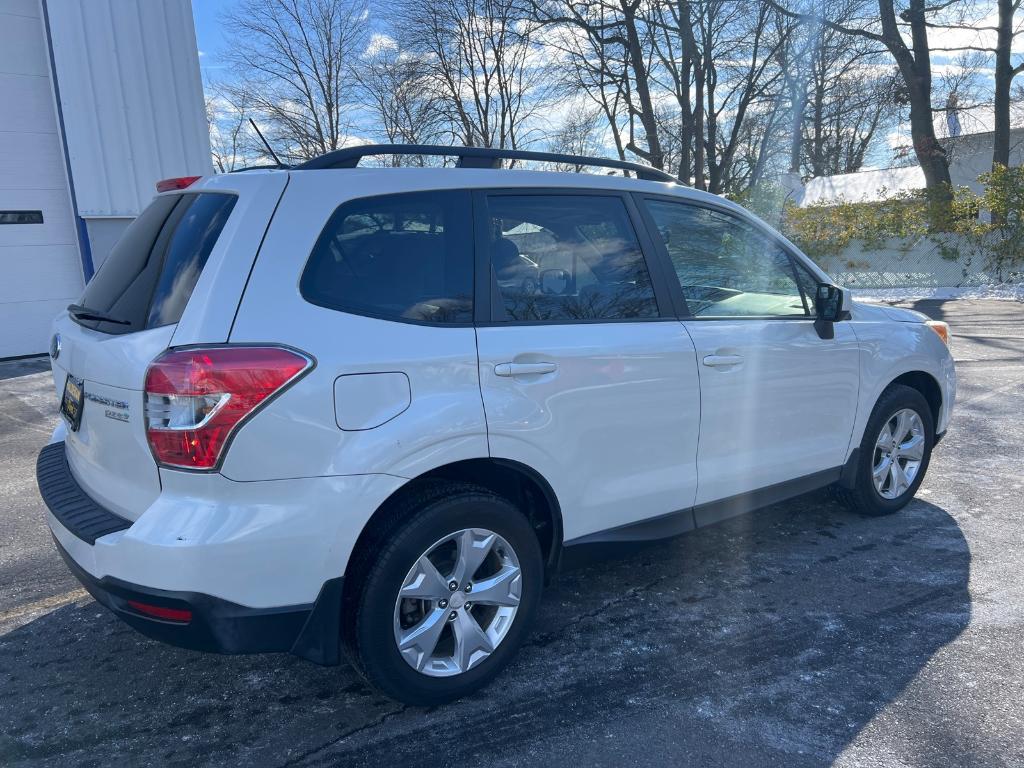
49 174 285 523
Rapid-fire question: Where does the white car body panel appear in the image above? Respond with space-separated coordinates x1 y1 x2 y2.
224 173 487 481
476 321 701 541
49 320 175 520
683 318 861 504
169 171 289 346
47 420 404 607
846 302 957 438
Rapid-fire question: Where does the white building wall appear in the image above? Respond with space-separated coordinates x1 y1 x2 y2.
0 0 82 358
46 0 212 267
800 128 1024 207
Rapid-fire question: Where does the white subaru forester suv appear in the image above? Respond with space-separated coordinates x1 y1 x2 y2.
38 146 955 705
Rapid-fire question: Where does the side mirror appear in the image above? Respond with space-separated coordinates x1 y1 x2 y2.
540 268 570 295
813 283 847 339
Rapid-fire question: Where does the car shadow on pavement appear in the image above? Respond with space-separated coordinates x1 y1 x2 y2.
0 494 970 767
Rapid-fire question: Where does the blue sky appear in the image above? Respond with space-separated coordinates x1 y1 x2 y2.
192 0 234 80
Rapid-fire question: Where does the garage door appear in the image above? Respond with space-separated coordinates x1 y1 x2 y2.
0 0 83 358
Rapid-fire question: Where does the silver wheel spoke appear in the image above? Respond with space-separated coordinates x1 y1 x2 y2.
468 565 522 607
889 459 908 496
873 455 892 486
398 608 449 671
898 434 925 461
452 609 494 672
400 555 450 601
452 529 496 586
875 425 893 450
893 410 912 444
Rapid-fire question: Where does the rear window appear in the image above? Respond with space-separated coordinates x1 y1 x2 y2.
75 192 236 334
300 191 473 324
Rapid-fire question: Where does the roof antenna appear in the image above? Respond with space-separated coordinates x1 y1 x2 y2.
248 118 285 168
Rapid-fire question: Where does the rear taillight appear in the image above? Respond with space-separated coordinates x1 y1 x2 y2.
126 600 192 623
156 176 201 192
144 346 312 470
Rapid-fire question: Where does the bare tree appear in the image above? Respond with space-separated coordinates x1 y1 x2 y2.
221 0 369 162
541 7 634 164
356 41 446 160
533 0 792 191
993 0 1024 170
206 88 252 173
396 0 547 149
771 0 956 207
547 106 606 169
770 1 896 179
529 0 666 169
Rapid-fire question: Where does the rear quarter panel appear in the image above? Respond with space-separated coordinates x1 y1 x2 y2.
222 171 488 481
169 171 289 346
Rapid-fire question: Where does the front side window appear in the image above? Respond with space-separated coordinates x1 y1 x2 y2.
644 200 809 318
485 194 658 322
301 191 473 324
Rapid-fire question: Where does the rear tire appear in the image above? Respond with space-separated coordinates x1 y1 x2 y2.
836 384 934 516
345 481 543 706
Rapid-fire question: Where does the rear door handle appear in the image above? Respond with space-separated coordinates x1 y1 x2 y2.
702 354 744 367
494 362 558 377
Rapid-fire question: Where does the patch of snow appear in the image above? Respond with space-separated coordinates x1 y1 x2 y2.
850 284 1024 303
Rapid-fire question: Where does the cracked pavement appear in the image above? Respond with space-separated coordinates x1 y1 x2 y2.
1 299 1022 767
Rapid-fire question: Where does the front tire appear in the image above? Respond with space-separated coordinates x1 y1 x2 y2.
837 384 934 516
346 482 543 706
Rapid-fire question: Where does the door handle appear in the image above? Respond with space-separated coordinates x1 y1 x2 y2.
494 362 558 377
702 354 744 367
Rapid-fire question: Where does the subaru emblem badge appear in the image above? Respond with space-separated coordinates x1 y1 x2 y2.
50 333 61 360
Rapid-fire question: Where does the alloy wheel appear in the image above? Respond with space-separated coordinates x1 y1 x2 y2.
872 408 926 500
393 528 522 677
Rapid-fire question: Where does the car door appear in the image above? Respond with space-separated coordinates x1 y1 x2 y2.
473 191 701 543
637 197 860 516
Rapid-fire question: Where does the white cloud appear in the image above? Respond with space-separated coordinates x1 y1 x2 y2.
365 32 397 56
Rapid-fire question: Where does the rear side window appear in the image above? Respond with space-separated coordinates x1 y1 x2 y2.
485 194 658 322
146 194 237 327
76 193 236 334
300 191 473 324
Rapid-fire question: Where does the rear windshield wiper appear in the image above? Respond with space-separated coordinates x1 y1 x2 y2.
67 304 131 326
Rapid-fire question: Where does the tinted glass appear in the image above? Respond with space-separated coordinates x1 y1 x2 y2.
77 194 181 334
486 195 657 322
645 200 808 318
76 193 236 334
301 191 473 324
146 194 237 327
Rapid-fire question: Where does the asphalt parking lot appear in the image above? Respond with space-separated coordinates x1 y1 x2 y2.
1 299 1022 767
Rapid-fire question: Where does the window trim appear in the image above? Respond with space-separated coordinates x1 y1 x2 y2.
299 188 476 328
473 187 676 327
633 193 828 322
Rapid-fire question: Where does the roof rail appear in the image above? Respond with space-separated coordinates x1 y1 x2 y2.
293 144 677 183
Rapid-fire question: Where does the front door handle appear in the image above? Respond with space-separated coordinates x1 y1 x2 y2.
494 362 558 377
702 354 744 367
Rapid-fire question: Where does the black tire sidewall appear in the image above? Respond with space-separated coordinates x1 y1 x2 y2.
354 492 543 705
858 386 934 514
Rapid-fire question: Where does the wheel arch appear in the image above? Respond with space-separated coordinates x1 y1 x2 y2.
342 458 564 598
887 370 942 433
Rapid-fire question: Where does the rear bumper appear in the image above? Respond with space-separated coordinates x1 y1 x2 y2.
52 535 342 661
35 439 377 665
